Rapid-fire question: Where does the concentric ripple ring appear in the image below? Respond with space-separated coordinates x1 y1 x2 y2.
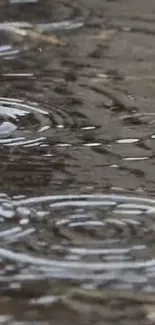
0 194 155 280
0 97 50 147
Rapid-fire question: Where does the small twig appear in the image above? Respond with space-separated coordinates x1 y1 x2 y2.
0 24 63 45
25 29 63 45
93 29 117 40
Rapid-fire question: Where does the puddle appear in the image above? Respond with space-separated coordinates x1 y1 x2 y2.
0 0 155 324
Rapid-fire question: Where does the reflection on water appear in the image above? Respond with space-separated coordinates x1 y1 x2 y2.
0 0 155 324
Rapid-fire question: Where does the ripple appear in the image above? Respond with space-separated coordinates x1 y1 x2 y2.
0 97 50 147
0 97 93 148
0 45 21 59
0 26 30 59
0 193 155 287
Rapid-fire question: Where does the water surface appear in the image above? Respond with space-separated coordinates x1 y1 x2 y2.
0 0 155 324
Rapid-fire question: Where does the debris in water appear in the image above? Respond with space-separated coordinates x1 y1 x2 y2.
94 29 117 40
0 24 62 45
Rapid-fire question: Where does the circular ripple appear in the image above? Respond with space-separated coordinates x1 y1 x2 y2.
0 26 31 60
0 97 51 147
1 194 155 285
0 97 90 147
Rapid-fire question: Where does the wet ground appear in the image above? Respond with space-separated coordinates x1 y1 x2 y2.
1 0 155 324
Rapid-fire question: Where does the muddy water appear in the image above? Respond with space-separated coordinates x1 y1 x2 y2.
0 0 155 324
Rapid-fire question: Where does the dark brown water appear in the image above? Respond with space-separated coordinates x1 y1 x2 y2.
1 0 155 324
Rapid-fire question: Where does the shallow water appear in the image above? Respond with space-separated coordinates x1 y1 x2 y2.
1 0 155 324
